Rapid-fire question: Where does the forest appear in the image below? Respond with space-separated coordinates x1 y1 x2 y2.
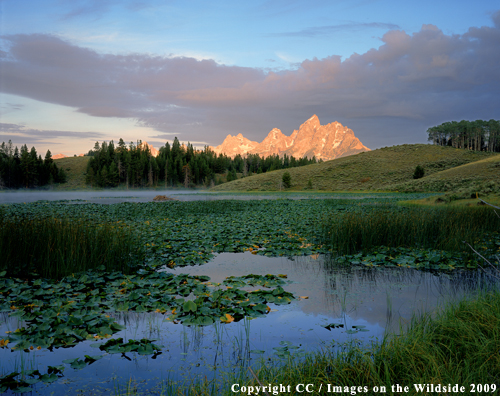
0 141 66 189
85 137 318 188
427 119 500 152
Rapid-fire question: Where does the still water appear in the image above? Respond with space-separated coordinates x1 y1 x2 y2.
1 252 497 395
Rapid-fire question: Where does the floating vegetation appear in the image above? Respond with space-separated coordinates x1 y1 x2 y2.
0 269 295 352
0 266 296 392
335 245 500 270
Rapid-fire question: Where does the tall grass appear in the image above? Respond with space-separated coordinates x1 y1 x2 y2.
0 217 145 279
323 206 500 256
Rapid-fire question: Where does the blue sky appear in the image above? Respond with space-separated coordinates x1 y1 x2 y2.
1 0 499 155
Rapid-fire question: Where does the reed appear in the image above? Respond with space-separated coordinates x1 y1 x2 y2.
323 206 500 256
0 217 145 279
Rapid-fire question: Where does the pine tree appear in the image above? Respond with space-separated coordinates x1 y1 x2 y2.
282 171 291 188
109 161 119 186
182 163 191 188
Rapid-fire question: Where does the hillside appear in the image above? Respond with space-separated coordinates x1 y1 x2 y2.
390 154 500 194
53 156 90 190
211 144 500 193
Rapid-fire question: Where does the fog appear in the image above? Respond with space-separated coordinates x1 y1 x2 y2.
0 189 213 204
0 189 308 204
0 189 404 205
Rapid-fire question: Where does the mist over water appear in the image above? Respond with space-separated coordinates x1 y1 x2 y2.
0 190 408 204
0 189 212 204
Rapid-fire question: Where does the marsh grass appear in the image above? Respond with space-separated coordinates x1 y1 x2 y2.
0 217 145 279
324 206 500 257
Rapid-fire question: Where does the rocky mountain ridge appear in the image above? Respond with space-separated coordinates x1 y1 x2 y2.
210 115 370 161
138 141 159 157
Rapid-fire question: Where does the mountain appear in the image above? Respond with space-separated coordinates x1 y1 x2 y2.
211 133 259 158
249 128 294 157
51 153 85 159
138 141 159 157
210 115 370 161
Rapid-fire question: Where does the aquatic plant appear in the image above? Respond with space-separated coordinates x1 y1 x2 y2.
324 206 500 261
0 217 145 279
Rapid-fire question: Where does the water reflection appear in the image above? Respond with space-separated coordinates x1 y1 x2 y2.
1 252 498 395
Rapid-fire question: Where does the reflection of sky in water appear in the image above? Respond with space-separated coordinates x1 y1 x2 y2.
1 252 498 394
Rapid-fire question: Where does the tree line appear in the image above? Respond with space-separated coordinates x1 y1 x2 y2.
85 137 317 188
427 119 500 152
0 141 67 189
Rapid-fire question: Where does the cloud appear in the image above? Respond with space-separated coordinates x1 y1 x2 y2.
59 0 120 20
1 12 499 148
0 103 25 114
0 122 105 139
0 135 61 147
59 0 158 20
148 133 178 139
267 22 401 38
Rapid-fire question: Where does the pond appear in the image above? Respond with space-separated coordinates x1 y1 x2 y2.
1 252 497 395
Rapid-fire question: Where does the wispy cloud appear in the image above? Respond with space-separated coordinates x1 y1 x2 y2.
268 21 401 38
148 133 178 139
59 0 119 21
0 122 105 139
0 103 25 114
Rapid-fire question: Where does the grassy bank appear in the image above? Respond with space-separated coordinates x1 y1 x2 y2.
0 217 145 279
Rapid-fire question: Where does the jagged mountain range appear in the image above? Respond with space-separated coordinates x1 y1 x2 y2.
56 116 368 161
209 115 370 161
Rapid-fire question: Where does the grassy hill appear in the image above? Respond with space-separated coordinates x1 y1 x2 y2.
211 144 500 194
389 153 500 194
53 156 90 190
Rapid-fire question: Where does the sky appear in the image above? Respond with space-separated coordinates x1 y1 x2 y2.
1 0 499 156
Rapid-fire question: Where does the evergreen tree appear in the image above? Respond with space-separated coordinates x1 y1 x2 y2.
413 165 425 179
108 161 119 186
282 171 291 188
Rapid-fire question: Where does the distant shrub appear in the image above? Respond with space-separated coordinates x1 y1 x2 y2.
413 165 425 179
282 172 291 188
